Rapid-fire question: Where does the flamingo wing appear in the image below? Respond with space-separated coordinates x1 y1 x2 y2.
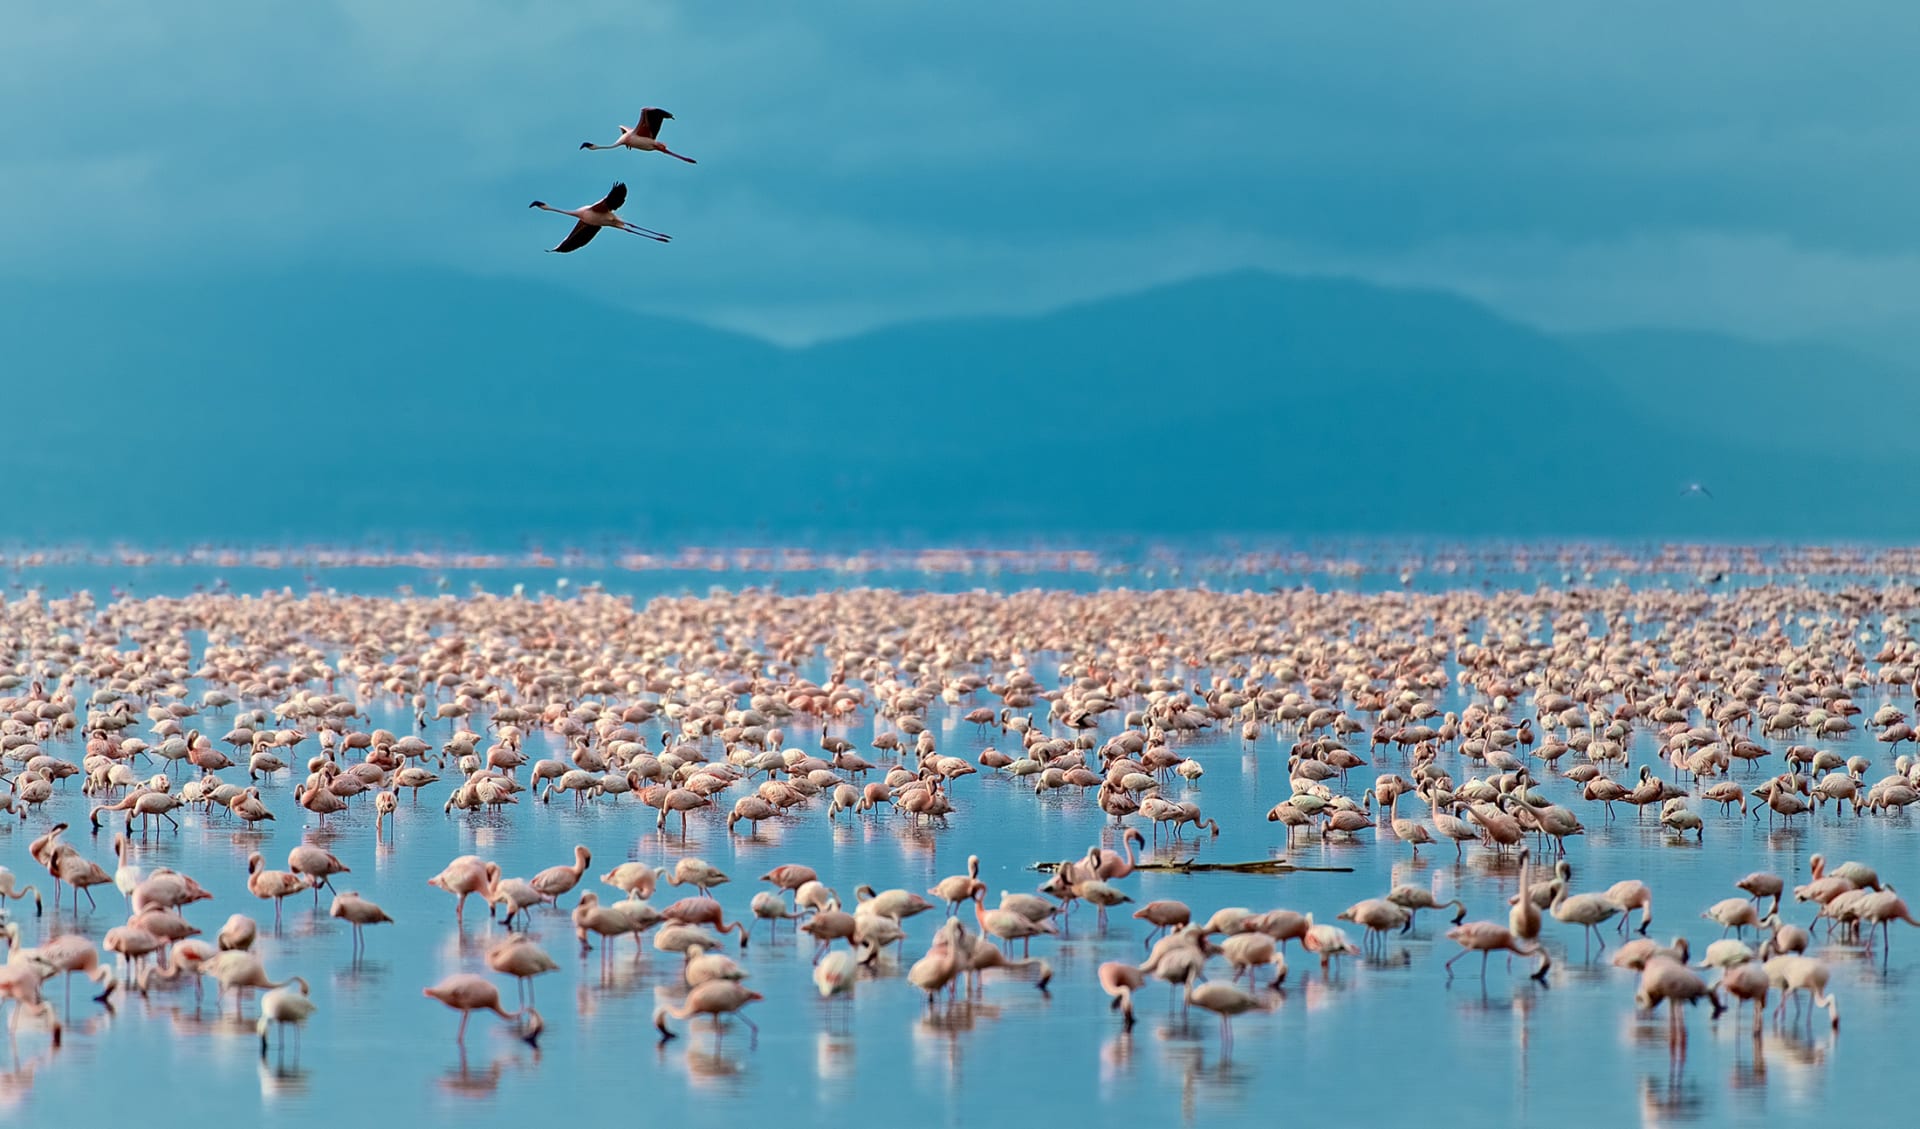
638 108 671 139
590 182 628 213
549 221 600 254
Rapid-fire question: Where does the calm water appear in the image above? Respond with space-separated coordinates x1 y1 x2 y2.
0 562 1899 1128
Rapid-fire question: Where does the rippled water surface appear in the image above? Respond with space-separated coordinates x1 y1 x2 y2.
0 559 1905 1128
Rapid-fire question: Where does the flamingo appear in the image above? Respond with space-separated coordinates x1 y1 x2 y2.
203 951 294 1017
759 864 818 899
530 845 591 904
972 890 1055 956
1184 972 1262 1056
1635 956 1724 1035
653 980 763 1042
601 862 667 900
485 934 560 1006
288 844 350 905
256 976 316 1059
1550 882 1621 953
110 834 143 899
813 950 858 999
427 855 499 926
528 182 669 252
1764 954 1840 1028
665 858 729 896
423 973 543 1046
51 849 112 911
0 954 62 1048
34 934 118 1011
1132 899 1192 950
1087 828 1148 880
579 107 698 162
217 914 258 952
906 923 967 1003
1099 960 1147 1028
0 867 42 917
328 891 394 953
929 855 986 914
1444 921 1552 981
247 853 308 925
1509 849 1541 943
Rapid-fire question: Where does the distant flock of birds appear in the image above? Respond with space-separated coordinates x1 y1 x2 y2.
0 829 1872 1060
0 574 1915 1075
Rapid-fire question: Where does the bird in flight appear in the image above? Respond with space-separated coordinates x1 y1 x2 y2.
1680 482 1713 499
580 108 697 163
528 182 669 253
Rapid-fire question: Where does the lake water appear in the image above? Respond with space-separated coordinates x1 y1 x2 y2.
0 554 1902 1128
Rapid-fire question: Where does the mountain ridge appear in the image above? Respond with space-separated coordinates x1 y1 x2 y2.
2 267 1908 542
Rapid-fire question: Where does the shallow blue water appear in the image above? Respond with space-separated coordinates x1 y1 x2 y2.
0 563 1902 1128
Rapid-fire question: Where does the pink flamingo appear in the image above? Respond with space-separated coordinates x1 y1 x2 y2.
427 855 499 926
422 973 543 1046
653 981 763 1042
1443 921 1551 981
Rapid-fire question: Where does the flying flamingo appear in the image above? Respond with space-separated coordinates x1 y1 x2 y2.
528 182 669 252
580 108 697 162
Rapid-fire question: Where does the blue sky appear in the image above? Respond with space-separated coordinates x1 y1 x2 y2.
8 2 1919 343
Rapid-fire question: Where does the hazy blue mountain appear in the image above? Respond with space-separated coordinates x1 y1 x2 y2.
1567 328 1920 452
1825 323 1920 375
1 269 1908 544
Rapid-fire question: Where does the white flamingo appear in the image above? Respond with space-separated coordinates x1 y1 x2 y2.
579 108 697 162
528 182 669 252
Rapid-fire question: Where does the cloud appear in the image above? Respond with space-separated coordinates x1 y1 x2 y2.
7 1 1920 343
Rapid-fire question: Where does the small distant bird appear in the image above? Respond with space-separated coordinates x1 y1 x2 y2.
580 108 697 163
528 182 670 253
1680 483 1713 499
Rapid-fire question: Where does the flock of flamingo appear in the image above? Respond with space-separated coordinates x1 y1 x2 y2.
528 106 694 254
0 563 1913 1097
